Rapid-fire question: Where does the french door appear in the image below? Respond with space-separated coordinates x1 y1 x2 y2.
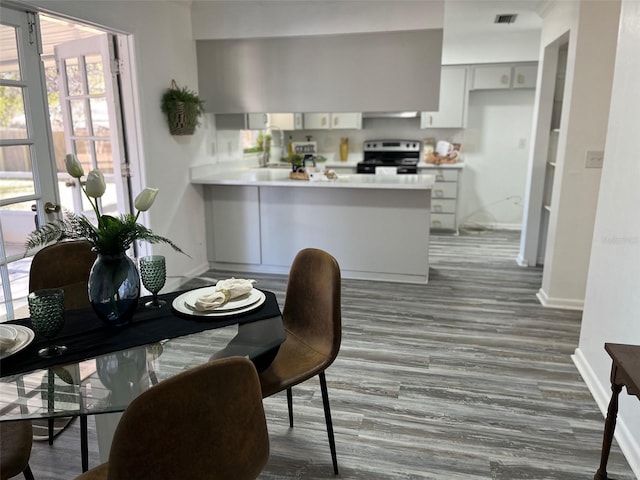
0 8 132 320
55 34 129 219
0 7 59 320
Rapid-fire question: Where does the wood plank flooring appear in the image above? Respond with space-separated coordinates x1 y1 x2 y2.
23 231 636 479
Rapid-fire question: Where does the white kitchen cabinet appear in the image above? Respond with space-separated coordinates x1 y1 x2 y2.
470 63 537 90
420 164 464 232
421 67 468 129
206 185 261 265
512 65 538 89
303 112 362 130
247 113 269 130
471 65 512 90
267 113 303 130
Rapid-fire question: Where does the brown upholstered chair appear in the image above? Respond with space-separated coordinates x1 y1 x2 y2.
74 356 269 480
258 248 342 474
0 420 35 480
28 240 96 468
29 240 97 311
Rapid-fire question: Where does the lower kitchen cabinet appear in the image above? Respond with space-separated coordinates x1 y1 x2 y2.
420 164 464 233
205 185 261 264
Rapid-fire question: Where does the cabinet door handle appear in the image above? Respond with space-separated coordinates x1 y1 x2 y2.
517 74 524 84
501 74 509 84
434 189 444 197
433 205 442 213
334 116 339 126
321 116 327 127
263 114 268 124
436 174 444 181
432 220 442 227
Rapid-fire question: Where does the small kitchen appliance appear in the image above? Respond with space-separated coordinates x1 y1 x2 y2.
357 139 421 174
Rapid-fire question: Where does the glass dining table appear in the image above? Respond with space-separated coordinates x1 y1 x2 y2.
0 287 285 471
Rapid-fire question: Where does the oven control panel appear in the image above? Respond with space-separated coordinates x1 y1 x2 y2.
363 140 421 152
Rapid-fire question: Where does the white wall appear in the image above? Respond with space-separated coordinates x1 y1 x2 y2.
27 0 211 289
460 89 534 230
522 0 619 309
574 0 640 476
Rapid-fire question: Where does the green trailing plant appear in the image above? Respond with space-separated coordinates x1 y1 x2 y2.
161 80 205 134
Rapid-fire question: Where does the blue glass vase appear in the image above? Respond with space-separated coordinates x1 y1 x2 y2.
88 252 140 326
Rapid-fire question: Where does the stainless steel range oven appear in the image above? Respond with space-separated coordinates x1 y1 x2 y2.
356 139 421 174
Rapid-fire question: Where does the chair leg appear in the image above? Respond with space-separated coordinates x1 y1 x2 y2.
24 464 35 480
47 418 54 445
81 414 89 472
286 387 294 428
319 372 339 475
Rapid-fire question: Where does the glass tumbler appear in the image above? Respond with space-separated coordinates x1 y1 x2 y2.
28 288 67 357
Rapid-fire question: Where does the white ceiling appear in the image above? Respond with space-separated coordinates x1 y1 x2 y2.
0 1 544 72
443 0 543 35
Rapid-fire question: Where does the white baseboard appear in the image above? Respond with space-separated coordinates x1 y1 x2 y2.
572 348 640 479
516 254 530 267
536 288 584 310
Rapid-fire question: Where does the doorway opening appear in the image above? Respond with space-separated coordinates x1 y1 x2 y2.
0 9 137 320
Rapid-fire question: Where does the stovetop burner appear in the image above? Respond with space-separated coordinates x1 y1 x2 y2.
357 139 422 174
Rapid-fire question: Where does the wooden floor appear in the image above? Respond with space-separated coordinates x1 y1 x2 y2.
24 231 636 479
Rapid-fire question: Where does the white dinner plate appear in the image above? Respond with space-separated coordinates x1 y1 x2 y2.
172 287 266 318
0 325 35 360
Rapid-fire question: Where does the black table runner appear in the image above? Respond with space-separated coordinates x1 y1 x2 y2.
0 288 281 377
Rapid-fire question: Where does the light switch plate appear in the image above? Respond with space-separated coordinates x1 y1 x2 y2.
585 150 604 168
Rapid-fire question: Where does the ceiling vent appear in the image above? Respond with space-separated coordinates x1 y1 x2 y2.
494 14 518 24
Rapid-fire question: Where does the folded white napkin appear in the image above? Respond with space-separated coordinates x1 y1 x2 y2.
0 336 15 353
0 325 17 353
193 278 256 311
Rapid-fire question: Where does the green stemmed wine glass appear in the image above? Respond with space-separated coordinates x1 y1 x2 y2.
28 288 67 358
139 255 166 309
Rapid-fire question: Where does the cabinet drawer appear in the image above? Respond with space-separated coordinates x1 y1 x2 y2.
431 182 458 199
430 169 459 182
431 199 456 214
430 213 456 230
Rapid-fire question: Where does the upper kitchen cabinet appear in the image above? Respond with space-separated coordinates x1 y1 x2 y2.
303 113 362 130
196 29 443 113
215 113 303 130
511 65 538 89
470 63 538 90
268 113 303 130
421 66 468 129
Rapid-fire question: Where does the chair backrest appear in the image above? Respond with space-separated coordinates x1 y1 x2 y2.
0 420 33 480
29 240 97 311
106 356 269 480
283 248 342 365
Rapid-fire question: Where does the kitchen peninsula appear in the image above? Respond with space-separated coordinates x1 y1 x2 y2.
191 167 435 283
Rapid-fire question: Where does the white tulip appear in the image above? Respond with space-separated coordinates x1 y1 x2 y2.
134 188 159 212
64 154 84 178
85 170 106 198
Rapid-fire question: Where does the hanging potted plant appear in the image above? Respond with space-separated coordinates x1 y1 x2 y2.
161 80 205 135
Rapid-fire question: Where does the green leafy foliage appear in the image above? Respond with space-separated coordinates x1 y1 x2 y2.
25 210 186 256
160 84 205 116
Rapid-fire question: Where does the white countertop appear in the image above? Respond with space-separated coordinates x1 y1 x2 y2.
191 167 434 190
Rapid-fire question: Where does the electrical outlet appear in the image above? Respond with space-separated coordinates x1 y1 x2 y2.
585 150 604 168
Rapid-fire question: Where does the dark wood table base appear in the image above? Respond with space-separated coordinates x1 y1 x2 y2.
593 343 639 480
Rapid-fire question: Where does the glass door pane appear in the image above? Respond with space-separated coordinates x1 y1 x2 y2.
0 8 59 320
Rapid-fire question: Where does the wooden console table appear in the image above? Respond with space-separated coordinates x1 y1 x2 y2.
594 343 640 480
